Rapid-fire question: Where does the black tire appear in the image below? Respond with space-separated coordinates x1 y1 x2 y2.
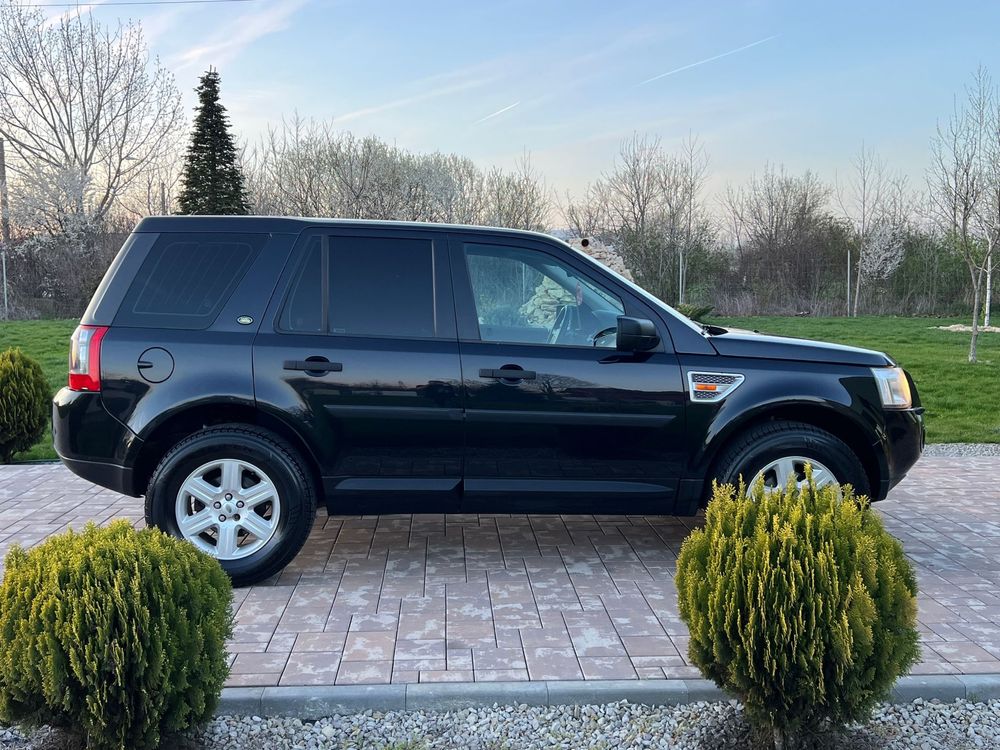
711 420 870 498
145 424 317 587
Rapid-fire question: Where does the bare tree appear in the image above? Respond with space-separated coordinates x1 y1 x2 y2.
0 3 183 232
563 134 713 304
481 154 550 231
676 135 710 304
243 117 548 230
928 67 995 362
838 145 911 314
722 165 841 313
972 69 1000 328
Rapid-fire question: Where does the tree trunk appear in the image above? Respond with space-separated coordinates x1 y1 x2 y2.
970 275 982 363
773 726 786 750
985 252 993 327
852 239 863 317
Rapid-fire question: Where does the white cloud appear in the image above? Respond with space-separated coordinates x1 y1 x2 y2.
335 76 495 124
639 35 778 85
42 1 107 29
171 0 310 71
474 101 520 125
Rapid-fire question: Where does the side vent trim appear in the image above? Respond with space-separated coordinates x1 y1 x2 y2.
686 371 746 403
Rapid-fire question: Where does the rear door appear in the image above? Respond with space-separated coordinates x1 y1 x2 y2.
253 226 463 513
451 234 688 514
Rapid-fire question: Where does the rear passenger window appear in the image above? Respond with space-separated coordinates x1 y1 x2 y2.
279 235 438 339
116 233 264 329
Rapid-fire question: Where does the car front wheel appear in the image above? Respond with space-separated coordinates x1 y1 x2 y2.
145 425 316 587
712 420 870 499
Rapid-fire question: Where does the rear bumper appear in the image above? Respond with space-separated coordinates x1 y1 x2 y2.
876 406 925 500
57 455 135 497
52 388 142 496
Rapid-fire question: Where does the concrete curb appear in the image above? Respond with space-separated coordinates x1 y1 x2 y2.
216 674 1000 719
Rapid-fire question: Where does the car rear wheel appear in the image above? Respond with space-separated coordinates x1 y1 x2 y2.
145 425 316 587
711 420 870 499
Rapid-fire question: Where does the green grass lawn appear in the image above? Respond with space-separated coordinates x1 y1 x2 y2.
0 319 77 461
0 316 996 462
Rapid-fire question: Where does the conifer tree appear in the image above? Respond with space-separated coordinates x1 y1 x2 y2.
177 69 250 214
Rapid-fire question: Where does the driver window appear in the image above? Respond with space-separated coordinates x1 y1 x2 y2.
464 243 625 347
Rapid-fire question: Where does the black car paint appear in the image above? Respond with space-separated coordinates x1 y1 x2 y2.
53 216 925 515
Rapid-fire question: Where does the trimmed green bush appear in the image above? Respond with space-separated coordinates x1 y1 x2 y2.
676 473 919 747
0 521 234 750
674 302 714 322
0 347 49 463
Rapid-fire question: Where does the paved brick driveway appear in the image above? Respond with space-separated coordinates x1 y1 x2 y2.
1 457 999 687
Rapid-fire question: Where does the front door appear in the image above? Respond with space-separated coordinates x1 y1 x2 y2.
450 236 687 514
253 228 463 513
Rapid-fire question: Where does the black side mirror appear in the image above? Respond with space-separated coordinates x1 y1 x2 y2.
616 316 660 352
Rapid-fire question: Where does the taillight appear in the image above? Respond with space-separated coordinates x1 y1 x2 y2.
68 325 109 391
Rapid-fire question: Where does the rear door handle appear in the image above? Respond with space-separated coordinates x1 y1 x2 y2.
479 368 536 381
284 359 343 373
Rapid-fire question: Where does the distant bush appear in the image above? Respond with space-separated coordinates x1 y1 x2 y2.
0 348 49 463
675 473 919 748
0 521 233 750
674 302 714 321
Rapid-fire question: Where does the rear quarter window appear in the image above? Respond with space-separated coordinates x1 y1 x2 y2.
115 233 266 330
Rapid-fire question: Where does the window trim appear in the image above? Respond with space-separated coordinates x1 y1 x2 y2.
272 229 455 341
449 234 664 352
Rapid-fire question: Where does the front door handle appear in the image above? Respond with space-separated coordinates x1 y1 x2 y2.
479 367 536 381
284 358 343 375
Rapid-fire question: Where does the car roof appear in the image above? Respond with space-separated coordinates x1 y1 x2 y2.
133 215 561 244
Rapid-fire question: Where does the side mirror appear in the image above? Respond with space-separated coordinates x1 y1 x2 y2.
616 316 660 352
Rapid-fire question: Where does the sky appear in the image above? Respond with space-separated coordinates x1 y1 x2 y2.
50 0 1000 204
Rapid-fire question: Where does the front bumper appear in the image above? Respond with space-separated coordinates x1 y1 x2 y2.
876 406 925 500
52 388 142 496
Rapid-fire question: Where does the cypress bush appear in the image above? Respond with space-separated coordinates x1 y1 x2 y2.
0 348 49 463
0 521 233 750
674 302 715 322
676 472 919 748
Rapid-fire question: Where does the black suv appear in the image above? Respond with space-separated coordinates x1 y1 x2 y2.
54 217 924 585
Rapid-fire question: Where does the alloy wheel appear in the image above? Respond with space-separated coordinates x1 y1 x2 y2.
749 455 840 494
175 458 281 559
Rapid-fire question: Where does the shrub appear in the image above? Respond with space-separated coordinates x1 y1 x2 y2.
674 302 714 322
0 347 49 463
676 473 919 748
0 521 234 750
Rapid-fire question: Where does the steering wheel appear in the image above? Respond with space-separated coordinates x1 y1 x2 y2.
547 304 571 344
590 325 617 348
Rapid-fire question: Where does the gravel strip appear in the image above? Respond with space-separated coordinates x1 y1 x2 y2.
3 698 999 750
922 443 1000 457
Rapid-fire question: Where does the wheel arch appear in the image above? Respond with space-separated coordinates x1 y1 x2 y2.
697 401 887 503
129 402 324 502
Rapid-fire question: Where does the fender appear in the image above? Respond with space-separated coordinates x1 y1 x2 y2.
682 357 890 495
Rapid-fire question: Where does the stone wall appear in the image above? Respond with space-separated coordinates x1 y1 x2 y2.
568 238 633 281
519 238 632 326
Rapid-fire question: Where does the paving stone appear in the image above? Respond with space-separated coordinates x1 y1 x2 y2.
1 458 998 690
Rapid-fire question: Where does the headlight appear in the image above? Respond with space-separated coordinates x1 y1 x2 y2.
871 367 912 409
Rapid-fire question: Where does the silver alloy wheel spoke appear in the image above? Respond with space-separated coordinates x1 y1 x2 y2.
185 477 218 506
238 511 274 540
750 455 841 496
178 507 216 536
221 460 241 493
239 482 276 508
175 458 281 560
216 522 239 559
